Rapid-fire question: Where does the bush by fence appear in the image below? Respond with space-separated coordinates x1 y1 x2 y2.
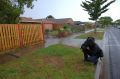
0 24 44 54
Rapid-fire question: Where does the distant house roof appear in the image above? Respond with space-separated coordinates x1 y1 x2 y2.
34 19 54 24
74 21 86 25
34 18 74 25
20 17 41 23
46 18 74 24
20 17 74 25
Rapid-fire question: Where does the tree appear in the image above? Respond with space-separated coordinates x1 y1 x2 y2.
46 15 55 19
0 0 36 24
81 0 115 33
0 1 21 23
98 16 113 28
115 19 120 25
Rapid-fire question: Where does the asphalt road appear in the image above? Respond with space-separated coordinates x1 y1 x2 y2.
104 27 120 79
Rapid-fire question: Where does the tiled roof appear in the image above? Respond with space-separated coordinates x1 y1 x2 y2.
45 18 73 24
34 19 54 23
20 17 41 23
20 17 74 24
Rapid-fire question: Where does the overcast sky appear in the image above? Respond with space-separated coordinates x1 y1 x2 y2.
21 0 120 22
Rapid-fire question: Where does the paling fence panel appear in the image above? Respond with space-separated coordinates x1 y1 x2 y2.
0 24 44 53
0 24 20 51
20 24 43 46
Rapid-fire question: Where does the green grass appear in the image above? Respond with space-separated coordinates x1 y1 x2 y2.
96 29 104 32
76 31 104 40
0 44 94 79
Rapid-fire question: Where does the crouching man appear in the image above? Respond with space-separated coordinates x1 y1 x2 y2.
81 37 103 65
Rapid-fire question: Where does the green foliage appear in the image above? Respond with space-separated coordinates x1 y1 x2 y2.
59 24 72 32
81 0 115 21
81 0 115 32
84 22 94 30
63 24 72 32
49 30 59 37
98 16 113 27
63 24 69 29
45 29 50 33
0 0 36 24
57 25 72 37
59 28 65 32
115 19 120 25
46 15 55 19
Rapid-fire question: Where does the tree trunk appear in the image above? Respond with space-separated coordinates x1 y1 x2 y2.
94 20 97 33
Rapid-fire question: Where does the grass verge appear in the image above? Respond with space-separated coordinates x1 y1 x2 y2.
75 31 104 40
0 44 94 79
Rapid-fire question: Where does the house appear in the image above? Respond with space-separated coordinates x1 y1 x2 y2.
45 18 74 25
20 17 54 31
34 19 54 31
35 18 74 30
20 17 74 30
74 21 85 26
20 17 41 24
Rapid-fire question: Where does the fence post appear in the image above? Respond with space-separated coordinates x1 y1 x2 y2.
41 23 45 42
18 24 23 47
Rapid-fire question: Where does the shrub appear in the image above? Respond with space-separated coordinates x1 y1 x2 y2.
45 29 50 34
49 30 59 37
63 24 69 29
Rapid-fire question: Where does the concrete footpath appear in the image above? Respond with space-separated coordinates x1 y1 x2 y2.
45 29 103 48
95 39 105 79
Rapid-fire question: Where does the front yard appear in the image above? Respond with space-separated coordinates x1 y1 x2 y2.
75 31 104 40
0 44 94 79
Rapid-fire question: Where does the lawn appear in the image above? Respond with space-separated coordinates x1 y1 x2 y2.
0 44 94 79
75 31 104 40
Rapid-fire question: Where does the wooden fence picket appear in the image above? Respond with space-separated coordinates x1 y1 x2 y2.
0 24 44 54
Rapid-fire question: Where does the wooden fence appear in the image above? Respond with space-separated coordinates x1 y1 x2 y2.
0 24 44 53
